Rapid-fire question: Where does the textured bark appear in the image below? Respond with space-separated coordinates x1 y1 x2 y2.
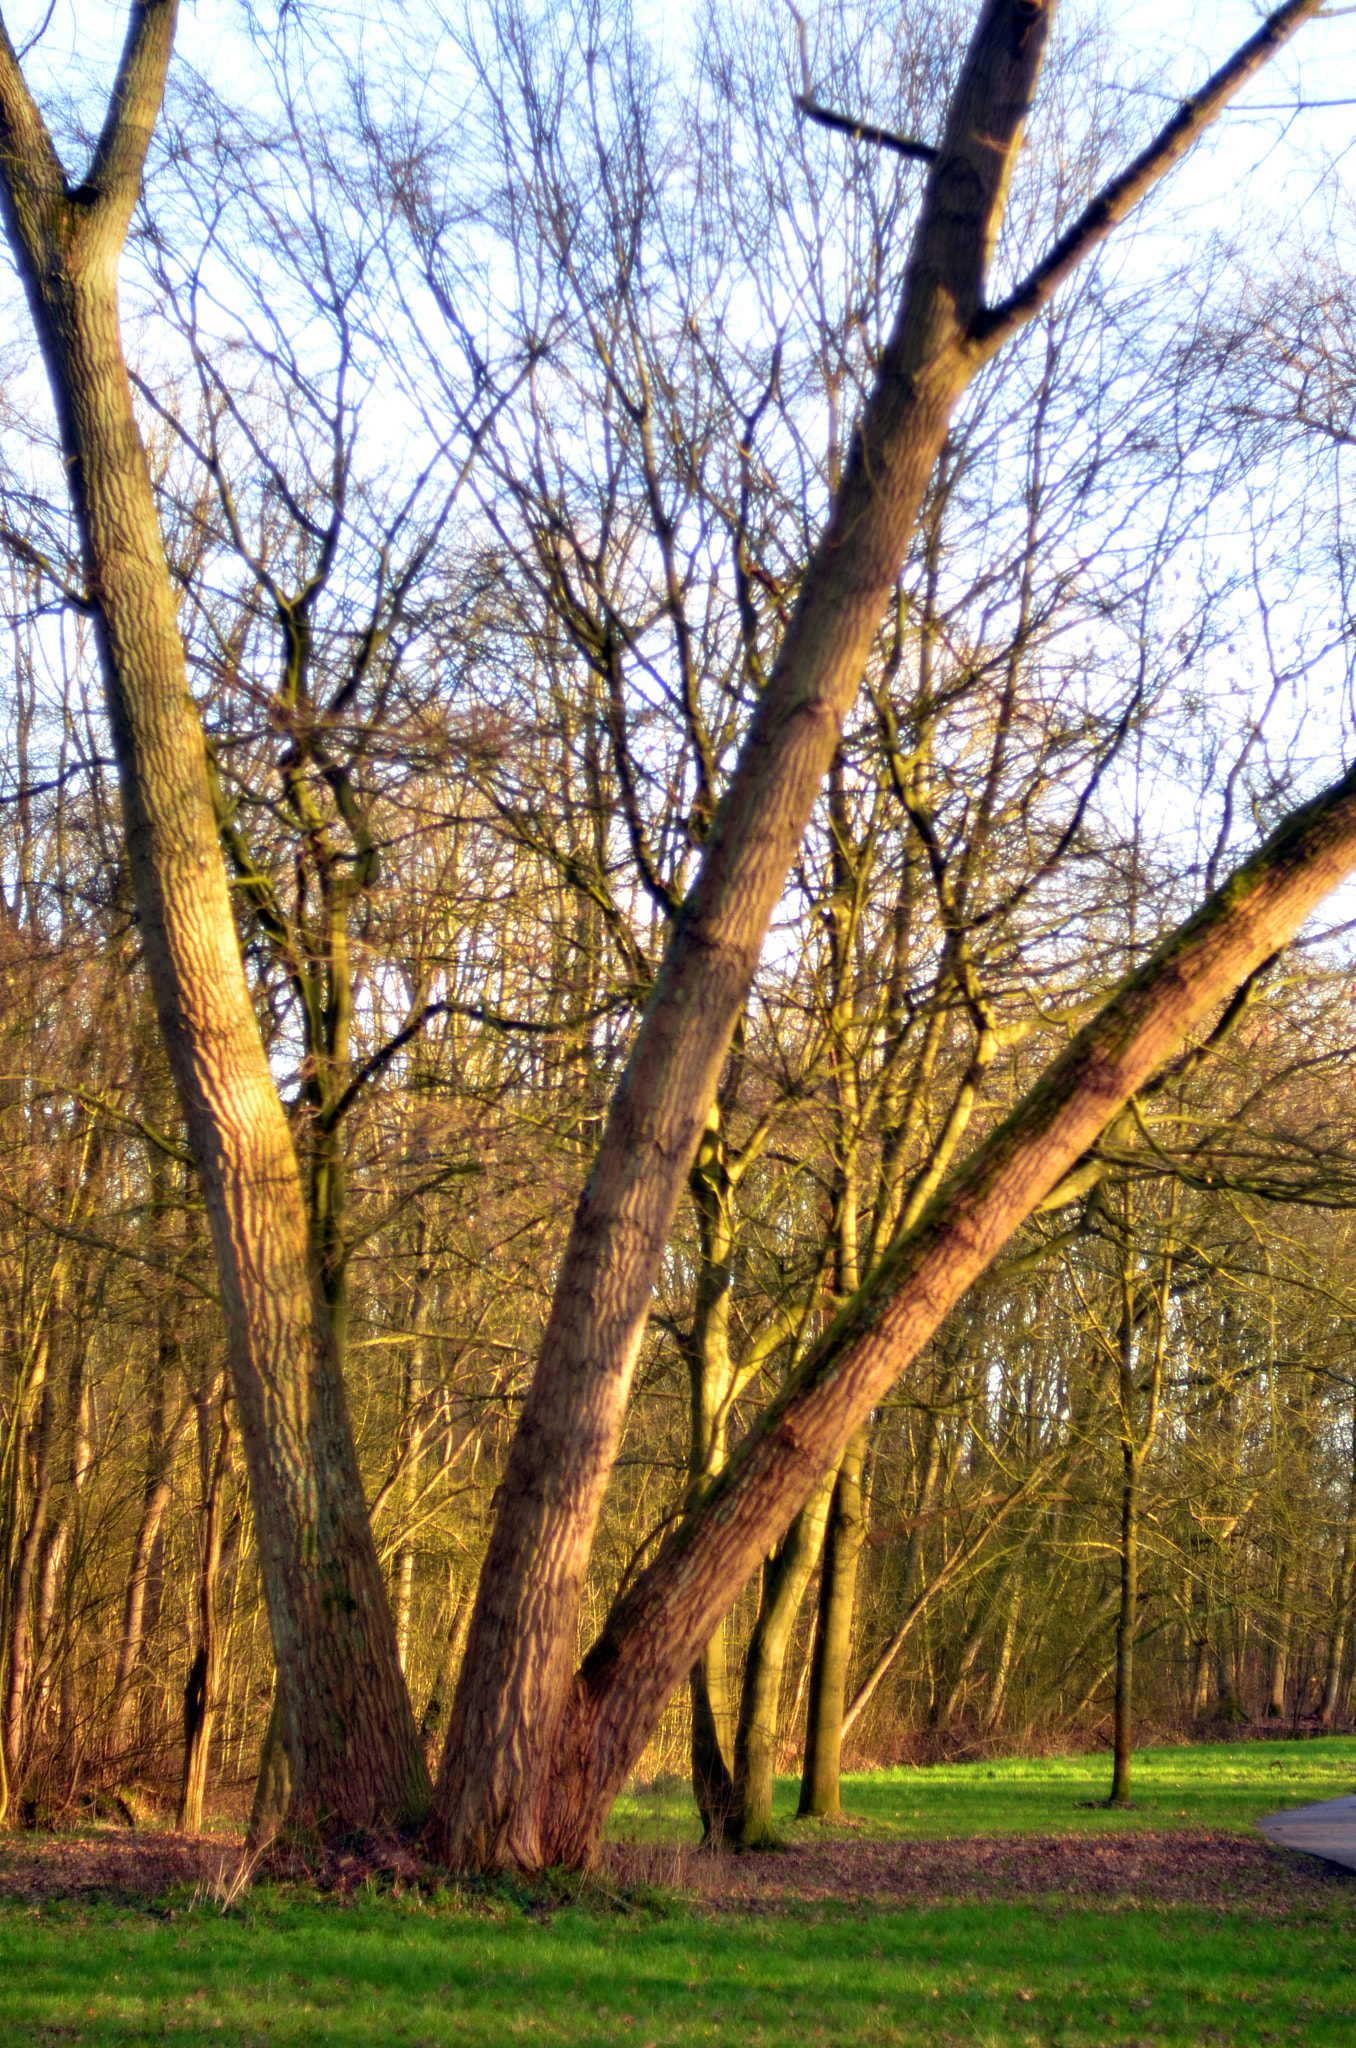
797 1428 867 1817
0 5 426 1830
538 752 1356 1865
728 1472 835 1849
430 0 1323 1872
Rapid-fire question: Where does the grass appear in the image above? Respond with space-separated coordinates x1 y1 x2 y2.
611 1735 1356 1844
3 1738 1356 2045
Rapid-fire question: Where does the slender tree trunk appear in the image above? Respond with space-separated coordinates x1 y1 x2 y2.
1321 1409 1356 1726
936 1603 993 1729
178 1398 231 1833
797 1428 867 1817
3 1334 55 1791
684 1112 738 1839
111 1396 194 1751
728 1472 835 1849
1267 1568 1291 1719
419 1590 473 1765
0 8 427 1832
983 1598 1020 1733
1109 1434 1138 1804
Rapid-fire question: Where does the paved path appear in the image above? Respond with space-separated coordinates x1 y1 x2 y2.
1257 1793 1356 1873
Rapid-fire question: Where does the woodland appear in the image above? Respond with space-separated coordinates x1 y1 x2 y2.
1 0 1356 1879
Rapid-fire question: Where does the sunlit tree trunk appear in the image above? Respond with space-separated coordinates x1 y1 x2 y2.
0 4 427 1832
728 1470 835 1848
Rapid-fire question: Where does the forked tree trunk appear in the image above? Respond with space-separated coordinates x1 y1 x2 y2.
429 0 1323 1871
797 1428 867 1818
728 1472 835 1849
0 5 427 1832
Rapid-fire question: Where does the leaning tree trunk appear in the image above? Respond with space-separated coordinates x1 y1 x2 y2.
0 4 427 1832
429 0 1323 1871
534 743 1356 1865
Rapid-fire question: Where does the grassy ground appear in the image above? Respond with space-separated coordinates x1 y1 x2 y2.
611 1735 1356 1843
2 1739 1355 2045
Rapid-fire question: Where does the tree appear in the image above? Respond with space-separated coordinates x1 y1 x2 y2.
0 2 427 1831
429 0 1332 1867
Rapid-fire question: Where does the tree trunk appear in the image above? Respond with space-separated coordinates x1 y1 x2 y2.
1109 1432 1138 1805
178 1397 231 1833
797 1428 867 1817
430 0 1322 1871
419 1591 473 1765
983 1598 1020 1733
3 1330 55 1791
728 1472 835 1849
1267 1568 1291 1719
110 1395 195 1751
1321 1408 1356 1726
0 7 427 1832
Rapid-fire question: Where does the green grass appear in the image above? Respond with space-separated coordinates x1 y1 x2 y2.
613 1735 1356 1843
5 1739 1356 2045
3 1887 1356 2045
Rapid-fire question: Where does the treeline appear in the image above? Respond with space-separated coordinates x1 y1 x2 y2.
0 0 1354 1854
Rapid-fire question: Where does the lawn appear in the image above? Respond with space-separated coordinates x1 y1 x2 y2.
611 1735 1356 1843
2 1739 1354 2046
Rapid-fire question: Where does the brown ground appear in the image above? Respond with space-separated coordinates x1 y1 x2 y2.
0 1824 1349 1918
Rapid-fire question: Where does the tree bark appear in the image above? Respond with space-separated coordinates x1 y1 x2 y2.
728 1472 835 1849
0 5 428 1831
430 0 1323 1871
797 1428 867 1817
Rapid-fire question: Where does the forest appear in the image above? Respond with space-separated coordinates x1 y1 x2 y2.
0 0 1355 1881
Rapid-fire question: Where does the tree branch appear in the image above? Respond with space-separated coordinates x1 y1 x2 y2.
972 0 1325 357
794 94 936 163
